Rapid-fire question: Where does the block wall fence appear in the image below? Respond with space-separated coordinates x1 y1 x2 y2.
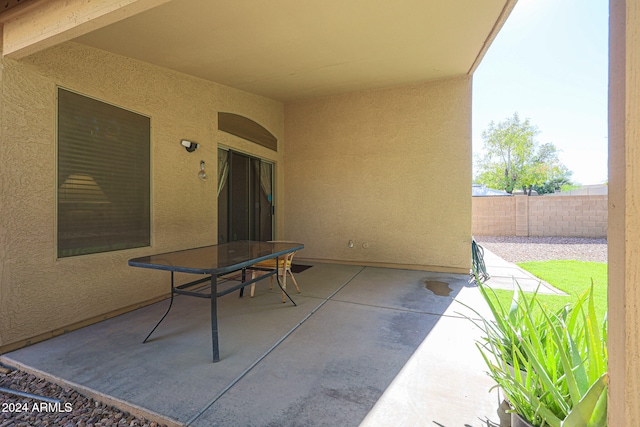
472 195 608 238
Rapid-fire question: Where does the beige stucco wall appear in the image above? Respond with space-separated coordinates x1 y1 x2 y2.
0 41 284 349
284 77 472 273
608 0 640 423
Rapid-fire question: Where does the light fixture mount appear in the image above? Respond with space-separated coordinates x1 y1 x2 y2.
181 139 199 152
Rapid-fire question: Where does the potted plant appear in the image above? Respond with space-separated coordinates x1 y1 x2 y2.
462 282 556 423
466 282 552 373
463 279 608 427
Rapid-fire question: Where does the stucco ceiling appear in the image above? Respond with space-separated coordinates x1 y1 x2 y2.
74 0 511 102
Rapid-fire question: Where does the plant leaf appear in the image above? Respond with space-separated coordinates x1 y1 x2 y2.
561 373 608 427
518 325 571 415
540 305 582 405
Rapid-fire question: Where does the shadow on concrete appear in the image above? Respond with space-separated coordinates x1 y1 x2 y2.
1 263 499 427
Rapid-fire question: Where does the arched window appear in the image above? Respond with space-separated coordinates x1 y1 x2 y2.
218 112 277 151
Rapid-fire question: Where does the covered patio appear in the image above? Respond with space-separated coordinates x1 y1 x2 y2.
3 0 640 425
0 0 517 366
2 264 499 426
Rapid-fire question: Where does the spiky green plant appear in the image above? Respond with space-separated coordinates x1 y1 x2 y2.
462 278 608 426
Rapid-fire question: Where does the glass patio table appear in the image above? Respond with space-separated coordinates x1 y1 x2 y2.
128 240 304 362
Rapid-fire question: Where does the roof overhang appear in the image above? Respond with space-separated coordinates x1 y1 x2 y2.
1 0 517 101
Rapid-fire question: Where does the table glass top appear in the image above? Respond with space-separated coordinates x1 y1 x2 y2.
128 241 303 274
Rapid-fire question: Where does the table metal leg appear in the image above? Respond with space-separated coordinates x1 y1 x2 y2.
143 271 176 343
275 256 297 306
239 268 246 298
211 275 220 362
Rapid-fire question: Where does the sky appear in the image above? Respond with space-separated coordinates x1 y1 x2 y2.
472 0 609 186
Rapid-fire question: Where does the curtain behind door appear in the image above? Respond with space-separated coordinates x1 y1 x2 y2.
218 149 273 243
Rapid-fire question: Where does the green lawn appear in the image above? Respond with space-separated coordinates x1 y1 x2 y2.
490 260 608 324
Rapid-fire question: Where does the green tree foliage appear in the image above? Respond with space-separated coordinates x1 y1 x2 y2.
475 113 573 194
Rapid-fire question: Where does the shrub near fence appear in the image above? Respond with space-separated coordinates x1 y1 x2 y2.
472 195 608 238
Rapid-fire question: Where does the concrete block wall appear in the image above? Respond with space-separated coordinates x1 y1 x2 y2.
472 195 608 238
515 195 529 237
471 196 516 236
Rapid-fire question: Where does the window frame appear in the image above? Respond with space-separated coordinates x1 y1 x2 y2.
56 87 152 259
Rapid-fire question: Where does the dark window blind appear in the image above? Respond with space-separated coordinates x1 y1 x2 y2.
57 89 151 258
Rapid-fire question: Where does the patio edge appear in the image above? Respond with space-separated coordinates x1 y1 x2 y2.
0 356 185 427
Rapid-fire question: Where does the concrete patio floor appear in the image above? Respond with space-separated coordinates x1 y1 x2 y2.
1 253 544 427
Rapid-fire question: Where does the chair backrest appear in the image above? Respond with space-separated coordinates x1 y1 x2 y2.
267 241 298 268
251 241 298 268
283 251 296 267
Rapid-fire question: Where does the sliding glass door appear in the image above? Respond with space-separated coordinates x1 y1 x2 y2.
218 148 273 243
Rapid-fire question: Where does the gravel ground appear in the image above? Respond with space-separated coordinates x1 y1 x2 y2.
0 367 167 427
475 236 608 264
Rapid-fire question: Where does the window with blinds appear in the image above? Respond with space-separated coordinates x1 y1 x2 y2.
57 88 151 258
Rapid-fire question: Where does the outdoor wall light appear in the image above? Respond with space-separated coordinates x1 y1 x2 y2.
198 160 207 181
181 139 199 152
